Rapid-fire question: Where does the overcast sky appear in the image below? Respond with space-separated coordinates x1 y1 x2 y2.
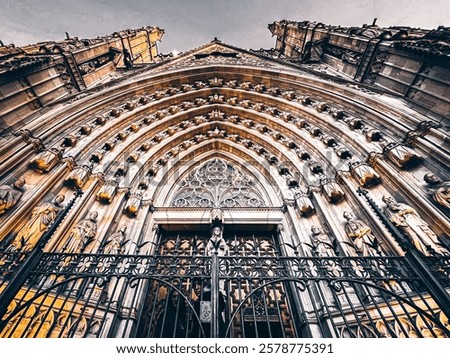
1 0 449 54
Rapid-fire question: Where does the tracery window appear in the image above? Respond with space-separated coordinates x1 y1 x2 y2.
170 158 266 208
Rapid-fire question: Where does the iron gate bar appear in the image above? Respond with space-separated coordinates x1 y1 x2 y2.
1 249 449 337
0 189 81 327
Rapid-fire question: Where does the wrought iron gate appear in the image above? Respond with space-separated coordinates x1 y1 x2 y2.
1 227 449 338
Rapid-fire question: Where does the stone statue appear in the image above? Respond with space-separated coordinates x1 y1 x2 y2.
123 48 133 70
343 211 380 256
382 196 447 255
206 226 229 294
7 195 65 252
424 173 450 210
0 178 26 215
63 212 98 253
206 226 229 257
310 226 336 257
101 226 128 254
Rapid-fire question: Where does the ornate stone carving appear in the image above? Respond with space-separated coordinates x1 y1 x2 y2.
208 109 225 120
349 160 381 188
334 146 352 159
383 142 422 169
424 173 450 210
207 127 226 138
15 129 45 152
101 226 128 254
208 93 224 103
124 191 143 217
343 211 381 256
29 147 64 173
65 163 93 189
345 117 363 130
294 193 315 217
7 195 65 252
63 134 78 147
171 158 266 208
97 178 119 203
0 177 26 215
320 176 345 204
91 150 105 163
210 208 224 224
363 128 382 142
209 77 223 86
382 196 447 255
310 226 336 256
62 212 98 254
127 152 140 163
308 159 324 174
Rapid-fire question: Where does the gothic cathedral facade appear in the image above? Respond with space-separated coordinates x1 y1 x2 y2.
0 21 449 338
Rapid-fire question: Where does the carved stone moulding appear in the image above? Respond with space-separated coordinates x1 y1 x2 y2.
96 179 118 203
79 124 92 136
346 117 364 130
95 116 106 126
29 147 63 173
91 150 105 163
349 161 381 188
296 195 315 217
363 128 382 142
383 143 422 170
124 192 143 217
320 177 345 204
63 134 78 147
0 177 26 215
65 164 92 189
104 140 116 151
334 146 352 159
127 152 140 163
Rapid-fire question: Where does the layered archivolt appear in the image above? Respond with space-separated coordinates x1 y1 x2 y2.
0 48 448 246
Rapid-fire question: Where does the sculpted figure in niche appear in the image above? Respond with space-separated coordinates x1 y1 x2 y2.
343 211 380 256
7 195 65 252
102 226 128 254
424 173 450 210
310 226 336 257
382 196 447 256
0 178 26 215
206 226 229 257
62 211 98 254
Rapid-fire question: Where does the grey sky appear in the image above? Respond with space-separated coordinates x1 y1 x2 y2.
1 0 449 54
